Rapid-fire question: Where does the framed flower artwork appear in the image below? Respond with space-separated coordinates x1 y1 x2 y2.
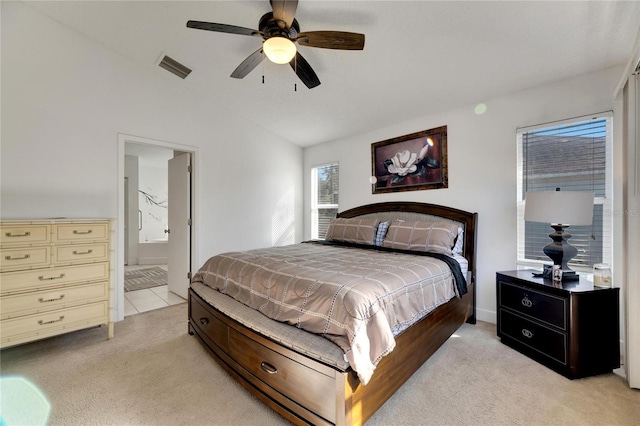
371 126 448 194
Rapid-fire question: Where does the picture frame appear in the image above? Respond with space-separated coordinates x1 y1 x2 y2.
371 126 448 194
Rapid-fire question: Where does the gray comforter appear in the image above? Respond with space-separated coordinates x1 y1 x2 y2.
191 241 461 385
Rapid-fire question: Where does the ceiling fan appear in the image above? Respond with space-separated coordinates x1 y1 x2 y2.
187 0 365 89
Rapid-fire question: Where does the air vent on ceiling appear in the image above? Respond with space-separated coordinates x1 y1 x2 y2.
158 55 192 79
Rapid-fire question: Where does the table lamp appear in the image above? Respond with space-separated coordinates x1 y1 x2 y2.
524 189 594 281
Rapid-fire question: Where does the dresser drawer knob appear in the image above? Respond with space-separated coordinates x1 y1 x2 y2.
38 273 65 281
38 294 65 303
4 231 31 238
4 254 30 261
521 328 534 339
521 296 533 308
38 316 65 325
199 317 209 325
73 229 93 235
260 361 278 375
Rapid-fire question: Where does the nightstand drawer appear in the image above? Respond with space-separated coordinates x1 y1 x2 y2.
499 280 566 330
499 309 567 365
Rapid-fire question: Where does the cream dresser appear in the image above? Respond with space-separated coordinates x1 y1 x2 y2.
0 219 113 348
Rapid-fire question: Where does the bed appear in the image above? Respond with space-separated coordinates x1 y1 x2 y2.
188 202 477 425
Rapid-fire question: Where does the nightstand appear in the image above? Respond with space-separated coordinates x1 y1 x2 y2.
496 270 619 379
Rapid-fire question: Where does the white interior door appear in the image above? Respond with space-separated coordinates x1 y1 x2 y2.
167 152 191 299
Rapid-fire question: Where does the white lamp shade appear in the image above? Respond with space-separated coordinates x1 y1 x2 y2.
263 37 296 64
524 191 594 225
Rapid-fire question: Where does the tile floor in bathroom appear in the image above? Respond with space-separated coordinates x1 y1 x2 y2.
124 264 186 316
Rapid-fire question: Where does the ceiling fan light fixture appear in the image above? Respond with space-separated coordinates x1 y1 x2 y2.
263 36 296 64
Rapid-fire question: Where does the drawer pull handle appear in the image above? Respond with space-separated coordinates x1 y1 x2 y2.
38 316 65 325
260 362 278 375
521 328 534 339
4 231 31 238
73 229 93 235
72 249 93 255
199 317 209 325
39 295 65 303
5 254 31 261
521 296 533 308
38 273 65 281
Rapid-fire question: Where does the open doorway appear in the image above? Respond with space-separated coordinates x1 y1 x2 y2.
117 134 196 321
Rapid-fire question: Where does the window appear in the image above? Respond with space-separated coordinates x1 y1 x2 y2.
517 113 612 270
311 163 339 239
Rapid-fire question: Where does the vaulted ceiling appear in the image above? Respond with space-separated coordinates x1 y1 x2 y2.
24 1 640 147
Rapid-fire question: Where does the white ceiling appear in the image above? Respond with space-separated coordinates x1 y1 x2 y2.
25 0 640 148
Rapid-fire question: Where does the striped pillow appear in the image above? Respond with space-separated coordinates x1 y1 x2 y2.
325 218 381 245
381 220 458 255
374 221 391 246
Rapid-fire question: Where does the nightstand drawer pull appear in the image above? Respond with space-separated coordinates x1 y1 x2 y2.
521 296 533 308
5 231 31 238
5 254 30 261
199 317 209 325
39 294 65 303
38 316 65 325
521 328 534 339
72 249 93 255
73 229 93 235
38 273 65 281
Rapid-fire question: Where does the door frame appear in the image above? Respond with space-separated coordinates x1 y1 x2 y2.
116 133 198 321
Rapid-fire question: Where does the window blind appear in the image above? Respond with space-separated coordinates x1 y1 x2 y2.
517 113 612 269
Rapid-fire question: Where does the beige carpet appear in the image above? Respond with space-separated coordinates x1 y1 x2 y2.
1 303 638 426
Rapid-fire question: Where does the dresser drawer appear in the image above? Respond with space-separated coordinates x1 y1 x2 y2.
498 280 566 330
499 309 567 365
1 301 109 348
0 262 109 294
228 327 336 421
0 225 50 246
1 282 108 320
53 242 109 264
52 223 109 243
0 246 51 271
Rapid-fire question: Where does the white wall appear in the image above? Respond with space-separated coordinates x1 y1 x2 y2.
138 163 168 243
1 2 303 318
304 66 623 323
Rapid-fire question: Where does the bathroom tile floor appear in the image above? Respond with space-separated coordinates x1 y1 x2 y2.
124 264 186 316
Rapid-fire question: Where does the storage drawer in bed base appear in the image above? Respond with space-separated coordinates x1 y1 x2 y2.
188 289 334 425
188 283 475 426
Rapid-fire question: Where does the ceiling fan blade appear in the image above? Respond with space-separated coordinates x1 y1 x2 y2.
230 48 265 79
289 52 320 89
270 0 298 29
297 31 365 50
186 20 262 37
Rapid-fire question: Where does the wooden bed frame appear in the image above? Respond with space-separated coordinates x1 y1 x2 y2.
188 202 477 425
